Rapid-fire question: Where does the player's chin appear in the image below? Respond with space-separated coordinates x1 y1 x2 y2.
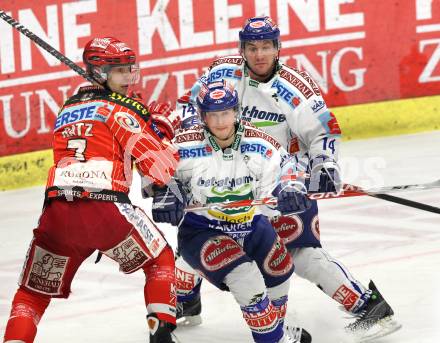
213 129 230 139
254 64 271 75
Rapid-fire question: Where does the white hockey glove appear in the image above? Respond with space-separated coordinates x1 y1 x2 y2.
308 155 342 193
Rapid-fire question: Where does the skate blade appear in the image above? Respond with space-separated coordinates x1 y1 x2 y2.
171 332 182 343
176 314 202 327
351 316 402 342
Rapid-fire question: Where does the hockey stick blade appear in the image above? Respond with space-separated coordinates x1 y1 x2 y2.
0 10 96 84
185 179 440 213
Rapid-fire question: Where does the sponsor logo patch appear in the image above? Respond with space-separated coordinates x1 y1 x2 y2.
114 111 141 133
117 204 167 258
175 131 205 143
200 236 245 271
311 215 320 240
241 105 286 124
179 145 213 159
249 20 266 28
332 285 360 311
271 215 304 244
211 56 244 68
263 236 293 276
104 235 150 273
299 70 321 96
244 128 281 150
210 89 226 99
240 143 272 159
242 302 278 333
55 104 98 130
175 267 197 292
279 69 313 99
311 99 326 113
207 67 240 82
24 246 68 295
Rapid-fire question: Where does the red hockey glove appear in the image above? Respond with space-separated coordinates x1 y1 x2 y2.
148 101 181 140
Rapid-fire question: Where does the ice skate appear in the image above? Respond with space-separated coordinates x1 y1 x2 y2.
176 293 202 327
346 281 402 342
278 325 312 343
147 314 180 343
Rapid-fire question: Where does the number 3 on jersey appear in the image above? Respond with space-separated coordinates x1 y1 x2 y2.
67 139 87 161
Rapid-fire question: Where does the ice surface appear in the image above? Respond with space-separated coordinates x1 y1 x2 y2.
1 131 439 342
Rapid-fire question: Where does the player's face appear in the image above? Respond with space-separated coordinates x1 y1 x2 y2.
242 40 278 81
106 64 139 95
204 108 236 146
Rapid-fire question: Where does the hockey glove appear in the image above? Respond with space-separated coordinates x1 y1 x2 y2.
148 101 181 140
272 183 311 215
151 180 186 226
307 156 342 193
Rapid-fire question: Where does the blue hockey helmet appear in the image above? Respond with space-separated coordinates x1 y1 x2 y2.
196 80 239 116
239 16 280 50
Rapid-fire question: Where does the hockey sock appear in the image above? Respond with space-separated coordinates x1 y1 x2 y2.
272 295 288 325
142 246 176 325
241 295 283 343
3 288 50 343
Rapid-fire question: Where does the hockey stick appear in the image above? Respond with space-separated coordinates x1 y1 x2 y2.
185 179 440 213
0 10 96 83
368 193 440 214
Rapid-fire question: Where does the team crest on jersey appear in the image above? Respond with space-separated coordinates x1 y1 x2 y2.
200 236 245 271
114 111 141 133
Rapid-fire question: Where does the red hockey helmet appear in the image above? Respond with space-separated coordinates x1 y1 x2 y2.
83 37 137 84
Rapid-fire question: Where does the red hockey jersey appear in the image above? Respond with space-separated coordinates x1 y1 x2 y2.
46 86 178 201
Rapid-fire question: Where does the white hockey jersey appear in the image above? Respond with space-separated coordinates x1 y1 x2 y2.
174 121 287 223
177 56 341 166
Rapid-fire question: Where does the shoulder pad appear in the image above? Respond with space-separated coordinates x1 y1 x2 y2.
278 64 321 99
278 65 315 99
297 69 321 96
